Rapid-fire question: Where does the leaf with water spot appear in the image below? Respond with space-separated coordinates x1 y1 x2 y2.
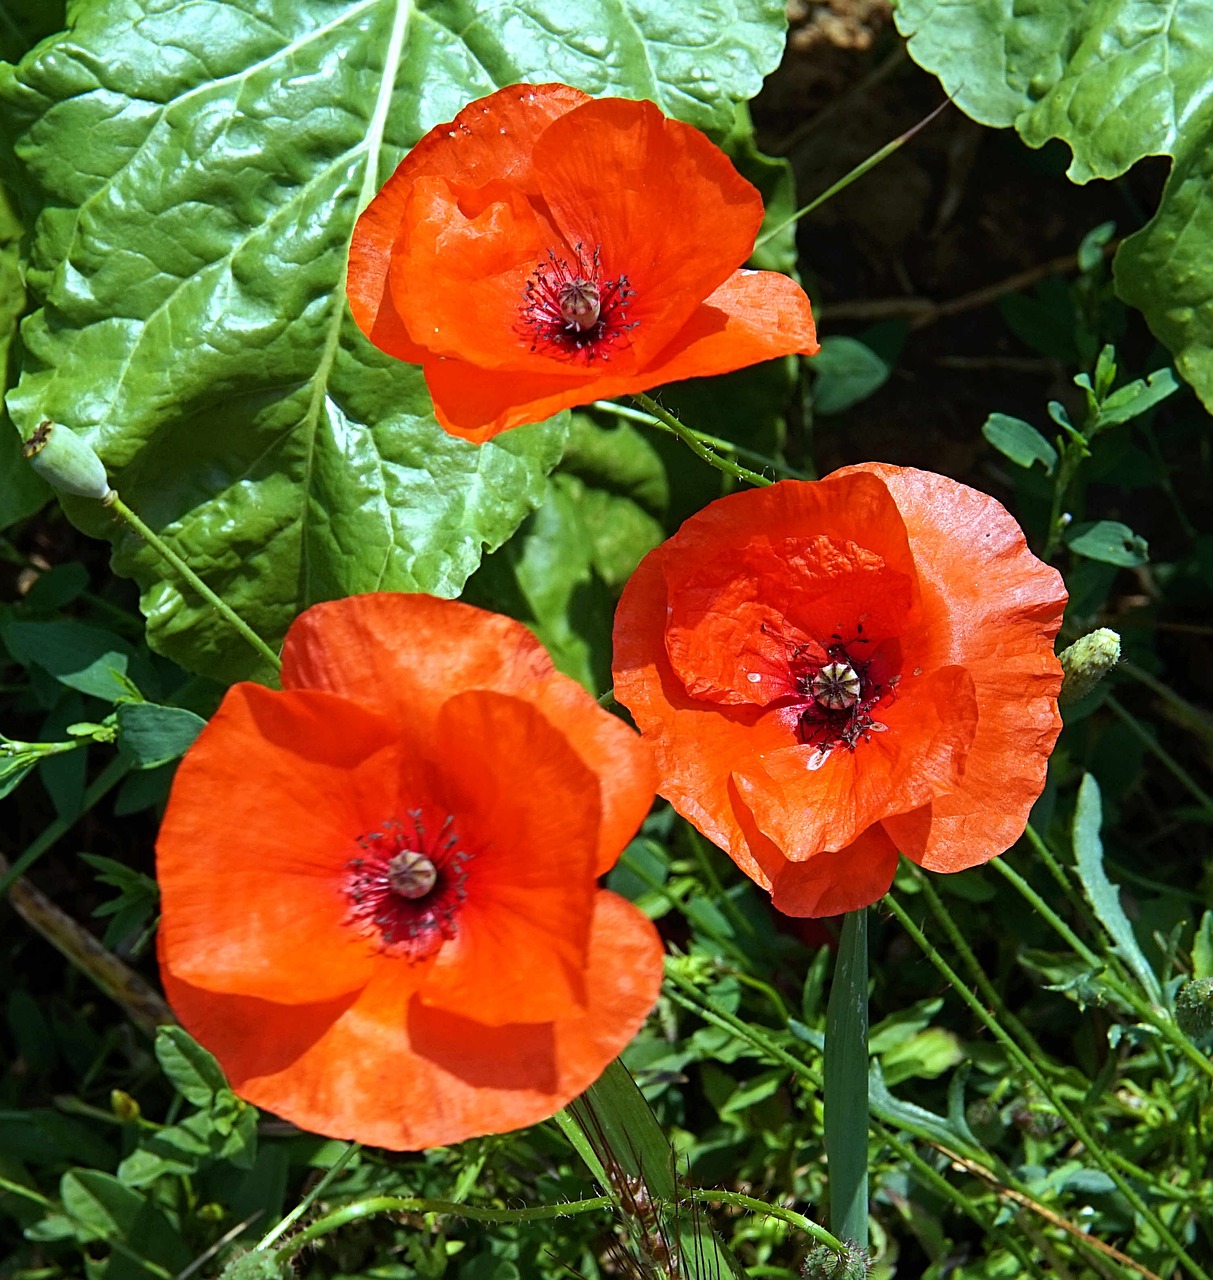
0 0 786 681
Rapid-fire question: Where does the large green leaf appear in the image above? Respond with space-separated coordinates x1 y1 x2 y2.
892 0 1213 415
0 186 50 528
0 0 785 682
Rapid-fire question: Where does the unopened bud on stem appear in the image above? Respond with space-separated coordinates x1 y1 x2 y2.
1058 628 1121 706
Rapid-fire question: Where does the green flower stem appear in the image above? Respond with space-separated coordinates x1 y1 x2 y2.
596 399 811 480
994 856 1213 1086
107 492 282 674
278 1194 613 1258
876 1128 1047 1279
255 1142 361 1251
912 868 1049 1067
670 952 1115 1259
683 1188 845 1254
883 893 1213 1280
1021 822 1081 903
824 909 869 1248
1106 693 1213 816
631 392 774 488
754 96 950 250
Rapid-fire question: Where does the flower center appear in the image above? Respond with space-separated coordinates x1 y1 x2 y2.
559 279 601 331
789 633 900 764
387 849 437 899
344 814 470 961
519 243 635 362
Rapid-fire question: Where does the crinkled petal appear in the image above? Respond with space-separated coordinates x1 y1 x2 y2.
533 97 763 365
282 594 654 873
156 686 406 1004
764 827 900 918
348 83 588 349
161 891 662 1150
845 464 1066 871
730 665 977 854
388 177 599 375
632 270 819 380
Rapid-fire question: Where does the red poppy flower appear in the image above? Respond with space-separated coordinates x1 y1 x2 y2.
612 465 1067 918
348 83 819 441
157 593 662 1150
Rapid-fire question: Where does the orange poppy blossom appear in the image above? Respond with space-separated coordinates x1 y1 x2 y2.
612 465 1068 917
347 82 819 441
156 593 662 1150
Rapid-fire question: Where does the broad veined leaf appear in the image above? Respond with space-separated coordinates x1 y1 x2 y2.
0 186 50 529
892 0 1213 415
0 0 787 683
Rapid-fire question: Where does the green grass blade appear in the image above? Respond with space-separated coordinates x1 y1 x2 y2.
824 909 870 1248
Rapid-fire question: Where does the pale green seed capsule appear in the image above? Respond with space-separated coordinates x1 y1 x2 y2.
22 420 113 501
1058 628 1121 706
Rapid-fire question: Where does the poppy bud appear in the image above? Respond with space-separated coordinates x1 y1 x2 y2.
1058 628 1121 706
1175 978 1213 1038
22 420 114 502
110 1089 141 1123
801 1241 873 1280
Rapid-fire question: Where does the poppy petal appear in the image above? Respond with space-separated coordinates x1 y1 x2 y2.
281 594 655 874
414 270 820 441
626 269 821 384
161 890 662 1150
730 664 977 855
765 827 901 918
348 83 589 351
388 176 598 374
415 690 599 1026
156 685 406 1004
860 467 1065 871
533 98 763 364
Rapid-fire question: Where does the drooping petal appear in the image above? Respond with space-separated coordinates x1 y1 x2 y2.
161 890 662 1150
533 97 763 365
156 686 409 1005
763 827 900 918
415 690 599 1026
281 594 655 873
348 83 589 351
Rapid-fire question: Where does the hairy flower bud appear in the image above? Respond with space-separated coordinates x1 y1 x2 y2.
1175 978 1213 1038
1058 628 1121 706
802 1240 873 1280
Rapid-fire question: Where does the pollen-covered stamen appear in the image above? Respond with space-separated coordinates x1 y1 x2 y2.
519 242 636 362
344 813 470 962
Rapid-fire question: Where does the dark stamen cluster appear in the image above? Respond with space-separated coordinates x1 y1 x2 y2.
519 242 636 361
789 628 899 761
344 812 470 962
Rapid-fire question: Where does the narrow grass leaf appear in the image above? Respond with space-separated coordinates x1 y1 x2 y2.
1073 773 1162 1004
